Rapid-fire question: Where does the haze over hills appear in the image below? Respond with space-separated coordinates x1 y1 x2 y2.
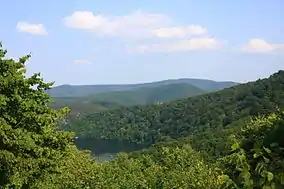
48 78 238 97
50 83 207 120
82 83 205 105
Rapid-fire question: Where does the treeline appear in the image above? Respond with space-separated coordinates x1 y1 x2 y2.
64 70 284 145
90 112 284 188
50 83 206 121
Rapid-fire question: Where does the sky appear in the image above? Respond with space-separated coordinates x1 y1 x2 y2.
1 0 284 86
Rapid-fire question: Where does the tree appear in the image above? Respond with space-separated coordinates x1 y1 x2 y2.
218 111 284 188
0 42 88 188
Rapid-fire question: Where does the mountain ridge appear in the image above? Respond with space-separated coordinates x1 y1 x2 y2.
50 83 206 120
48 78 238 97
65 70 284 145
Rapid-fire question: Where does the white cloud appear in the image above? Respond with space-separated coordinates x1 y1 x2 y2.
63 10 225 53
63 10 170 38
16 22 48 36
152 25 207 38
73 59 92 65
128 37 223 53
63 11 209 39
241 38 284 53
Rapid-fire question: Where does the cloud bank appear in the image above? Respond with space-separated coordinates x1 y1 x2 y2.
16 22 48 36
241 39 284 53
63 10 224 52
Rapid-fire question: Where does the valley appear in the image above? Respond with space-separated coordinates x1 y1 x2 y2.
1 43 284 188
50 80 237 121
50 77 239 160
61 71 284 162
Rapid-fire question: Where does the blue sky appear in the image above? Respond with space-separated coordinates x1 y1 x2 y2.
1 0 284 86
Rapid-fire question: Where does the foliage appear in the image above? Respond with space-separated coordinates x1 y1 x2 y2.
51 83 206 121
51 97 121 121
0 43 94 188
74 111 283 189
91 145 219 189
218 111 284 188
64 70 284 146
67 111 284 189
85 83 205 105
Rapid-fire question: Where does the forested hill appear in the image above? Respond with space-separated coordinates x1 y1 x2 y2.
50 83 205 120
48 78 237 97
76 83 205 106
65 70 284 145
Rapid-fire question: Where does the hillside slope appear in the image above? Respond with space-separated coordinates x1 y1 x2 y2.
48 78 237 97
65 70 284 145
85 83 205 106
51 83 205 119
50 97 122 120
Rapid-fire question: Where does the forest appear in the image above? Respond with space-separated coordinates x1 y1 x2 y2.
49 77 236 121
64 70 284 145
50 83 206 121
1 43 284 188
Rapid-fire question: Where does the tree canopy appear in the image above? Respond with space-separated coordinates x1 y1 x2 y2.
64 70 284 146
0 43 95 188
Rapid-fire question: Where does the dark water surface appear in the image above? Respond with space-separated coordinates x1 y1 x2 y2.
74 138 148 156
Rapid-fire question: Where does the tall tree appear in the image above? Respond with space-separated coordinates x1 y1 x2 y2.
0 42 83 188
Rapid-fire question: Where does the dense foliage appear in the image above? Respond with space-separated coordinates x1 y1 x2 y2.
218 111 284 188
1 42 284 189
51 83 205 121
62 111 284 189
62 111 284 188
90 145 220 189
0 43 94 188
51 97 121 121
65 70 284 145
80 83 205 106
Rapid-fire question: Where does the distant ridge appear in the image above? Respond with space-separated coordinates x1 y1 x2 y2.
83 83 206 106
48 78 238 97
50 83 206 120
64 70 284 145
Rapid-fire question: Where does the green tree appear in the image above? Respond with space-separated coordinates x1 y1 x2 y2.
218 111 284 188
91 145 219 189
0 42 90 188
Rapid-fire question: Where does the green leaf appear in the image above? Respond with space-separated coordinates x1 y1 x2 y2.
231 143 240 151
267 171 274 182
263 147 271 154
